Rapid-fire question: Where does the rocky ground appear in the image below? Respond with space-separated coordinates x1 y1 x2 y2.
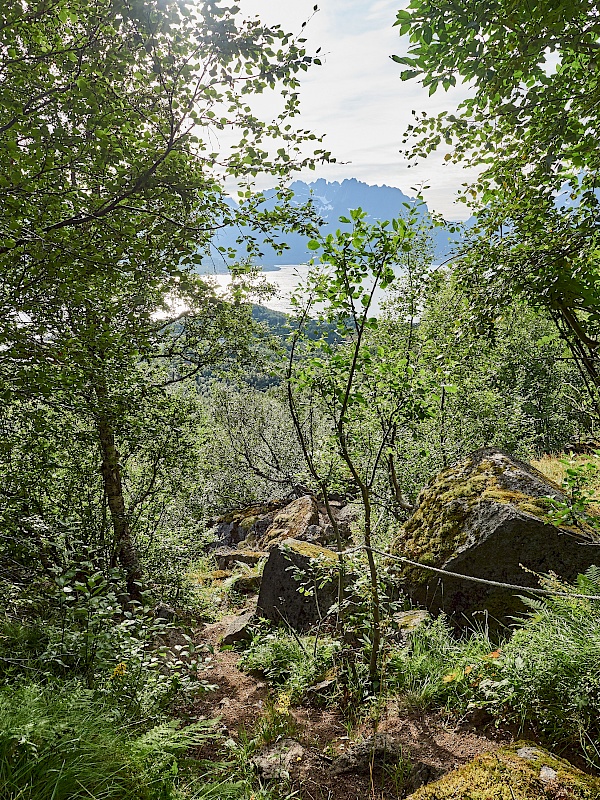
181 449 600 799
188 613 510 800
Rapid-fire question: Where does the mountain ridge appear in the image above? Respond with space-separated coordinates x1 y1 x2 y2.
202 178 471 273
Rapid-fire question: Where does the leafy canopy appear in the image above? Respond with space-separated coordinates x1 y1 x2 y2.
394 0 600 398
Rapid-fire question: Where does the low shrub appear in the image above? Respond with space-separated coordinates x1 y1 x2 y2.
239 630 340 701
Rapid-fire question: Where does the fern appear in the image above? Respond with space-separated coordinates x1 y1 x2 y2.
577 564 600 595
0 683 225 800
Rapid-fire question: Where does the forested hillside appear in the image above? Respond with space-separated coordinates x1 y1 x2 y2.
2 2 600 800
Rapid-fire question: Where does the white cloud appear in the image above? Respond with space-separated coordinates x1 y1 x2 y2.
236 0 478 220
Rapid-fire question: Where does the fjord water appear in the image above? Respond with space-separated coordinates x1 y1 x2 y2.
206 263 393 314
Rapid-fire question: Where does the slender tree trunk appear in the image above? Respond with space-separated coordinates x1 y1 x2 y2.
321 484 346 624
362 488 381 683
552 307 600 419
387 453 413 513
96 413 143 602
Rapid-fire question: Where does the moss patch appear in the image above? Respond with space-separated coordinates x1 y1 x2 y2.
210 569 232 580
235 548 267 559
407 741 600 799
393 451 594 580
225 572 261 593
282 539 338 563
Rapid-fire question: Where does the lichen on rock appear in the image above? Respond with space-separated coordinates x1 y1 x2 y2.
396 448 567 571
263 495 320 546
257 537 340 630
406 741 600 799
392 448 600 627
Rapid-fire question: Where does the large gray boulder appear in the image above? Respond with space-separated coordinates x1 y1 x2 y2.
394 448 600 628
257 538 341 630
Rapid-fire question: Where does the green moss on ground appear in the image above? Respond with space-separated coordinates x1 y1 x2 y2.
407 742 600 799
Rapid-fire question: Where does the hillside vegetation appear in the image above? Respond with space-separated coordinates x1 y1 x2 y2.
2 1 600 799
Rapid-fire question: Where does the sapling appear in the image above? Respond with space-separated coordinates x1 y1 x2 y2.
286 206 433 681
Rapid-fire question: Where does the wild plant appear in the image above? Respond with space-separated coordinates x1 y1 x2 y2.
385 614 495 711
0 682 218 800
469 566 600 768
240 628 340 702
545 452 600 529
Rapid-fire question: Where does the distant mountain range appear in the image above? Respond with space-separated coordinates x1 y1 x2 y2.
201 178 472 273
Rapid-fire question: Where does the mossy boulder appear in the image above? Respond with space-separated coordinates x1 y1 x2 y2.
210 569 231 581
210 500 287 548
394 448 600 627
263 495 320 546
406 741 600 799
257 538 340 630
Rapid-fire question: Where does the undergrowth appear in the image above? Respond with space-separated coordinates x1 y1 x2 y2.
385 615 496 711
385 568 600 770
469 567 600 768
0 681 293 800
239 628 341 702
0 682 216 800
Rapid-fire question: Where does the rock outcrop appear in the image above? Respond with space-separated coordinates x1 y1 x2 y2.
331 733 442 791
394 448 600 627
257 538 340 630
406 741 600 799
210 495 357 552
251 739 306 781
262 495 320 546
209 500 287 549
206 496 359 630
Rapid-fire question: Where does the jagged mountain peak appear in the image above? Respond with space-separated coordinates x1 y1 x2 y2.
206 179 466 270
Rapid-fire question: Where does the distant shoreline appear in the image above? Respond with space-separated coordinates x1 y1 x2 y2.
198 263 312 275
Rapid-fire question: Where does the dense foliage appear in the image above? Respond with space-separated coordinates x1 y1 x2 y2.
2 0 600 796
395 0 600 406
0 0 325 598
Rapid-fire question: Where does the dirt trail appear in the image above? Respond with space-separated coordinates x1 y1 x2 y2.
189 613 509 799
191 613 270 732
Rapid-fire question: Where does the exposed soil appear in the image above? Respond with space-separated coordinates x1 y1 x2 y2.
184 610 511 799
191 613 270 732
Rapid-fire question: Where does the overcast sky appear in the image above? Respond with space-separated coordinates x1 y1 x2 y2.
238 0 479 220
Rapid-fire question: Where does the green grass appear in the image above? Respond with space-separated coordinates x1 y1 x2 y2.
0 682 216 800
385 615 495 711
384 569 600 770
468 568 600 766
239 630 340 702
0 680 301 800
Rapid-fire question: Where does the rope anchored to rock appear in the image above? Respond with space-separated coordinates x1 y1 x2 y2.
340 545 600 601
